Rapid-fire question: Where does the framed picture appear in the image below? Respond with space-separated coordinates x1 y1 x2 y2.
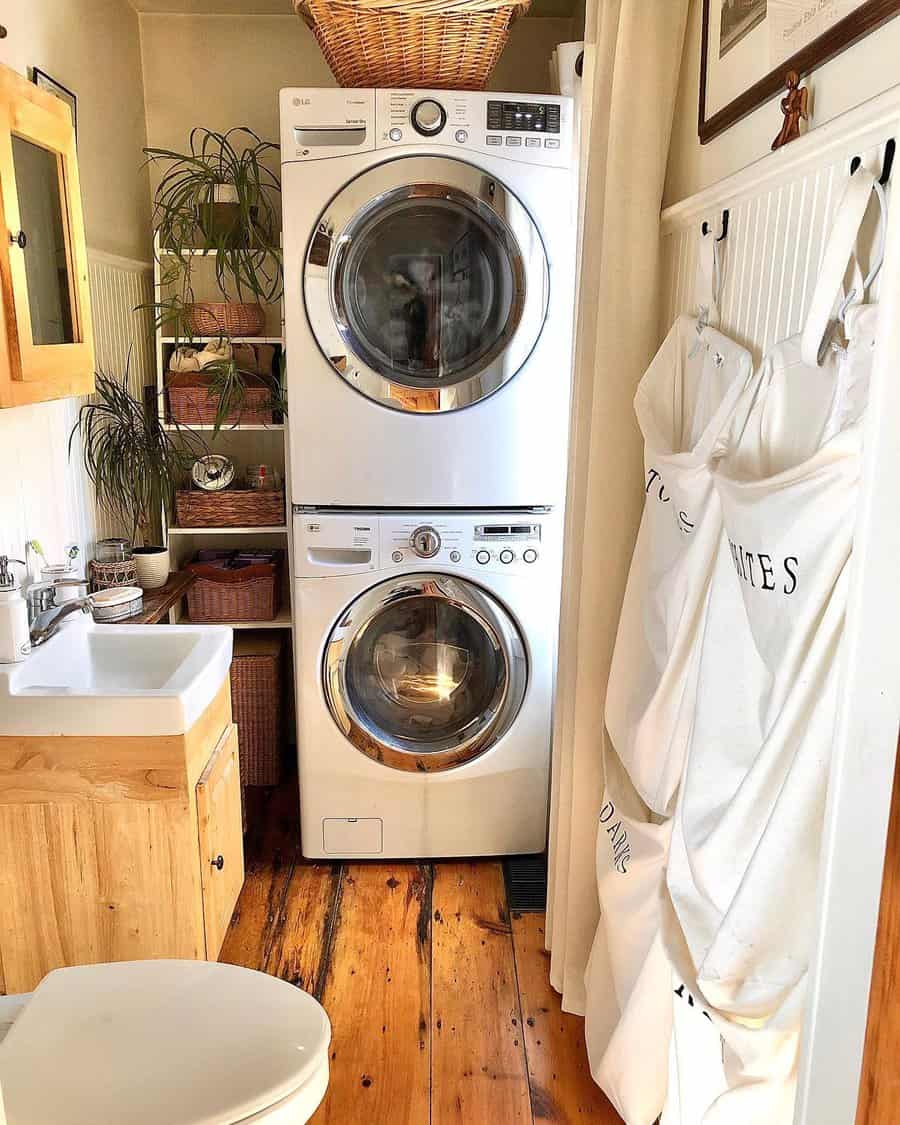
700 0 900 143
32 68 77 141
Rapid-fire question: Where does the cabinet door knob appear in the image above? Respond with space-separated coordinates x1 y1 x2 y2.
9 231 26 249
211 854 224 870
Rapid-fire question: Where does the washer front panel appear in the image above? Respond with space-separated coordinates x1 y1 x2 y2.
323 573 528 772
304 156 549 413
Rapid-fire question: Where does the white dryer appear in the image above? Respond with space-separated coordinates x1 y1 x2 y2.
293 509 560 858
280 88 577 508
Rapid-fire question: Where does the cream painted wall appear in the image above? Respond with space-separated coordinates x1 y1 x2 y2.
665 0 900 205
0 1 151 566
139 12 575 161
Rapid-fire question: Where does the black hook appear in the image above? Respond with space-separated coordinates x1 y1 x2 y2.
849 138 895 185
701 209 730 242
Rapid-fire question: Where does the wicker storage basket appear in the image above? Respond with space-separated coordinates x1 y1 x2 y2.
230 633 283 786
187 301 266 338
294 0 530 90
175 489 285 528
167 376 275 427
185 557 283 623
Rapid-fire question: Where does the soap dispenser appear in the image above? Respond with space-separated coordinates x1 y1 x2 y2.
0 556 30 663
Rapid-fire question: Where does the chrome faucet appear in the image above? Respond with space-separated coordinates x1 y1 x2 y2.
24 577 89 626
29 596 94 647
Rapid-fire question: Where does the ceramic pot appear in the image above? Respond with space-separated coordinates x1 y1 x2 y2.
197 185 259 248
133 546 170 591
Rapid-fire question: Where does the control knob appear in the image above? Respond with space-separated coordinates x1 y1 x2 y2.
499 549 515 564
411 98 447 137
475 550 491 565
410 525 441 558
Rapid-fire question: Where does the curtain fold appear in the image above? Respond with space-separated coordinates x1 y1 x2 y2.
546 0 690 1016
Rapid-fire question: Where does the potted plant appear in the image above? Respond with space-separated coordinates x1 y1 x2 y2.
144 127 283 339
70 370 206 590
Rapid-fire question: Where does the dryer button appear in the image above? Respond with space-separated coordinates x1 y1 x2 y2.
450 550 462 563
392 550 404 563
389 127 403 141
523 548 538 564
499 549 515 564
475 550 491 565
455 129 469 144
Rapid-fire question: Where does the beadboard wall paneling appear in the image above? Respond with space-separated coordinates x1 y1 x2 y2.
0 252 153 568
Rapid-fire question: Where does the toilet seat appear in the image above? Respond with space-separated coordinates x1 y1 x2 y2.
0 960 331 1125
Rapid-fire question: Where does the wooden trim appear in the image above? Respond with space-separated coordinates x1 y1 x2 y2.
699 0 900 144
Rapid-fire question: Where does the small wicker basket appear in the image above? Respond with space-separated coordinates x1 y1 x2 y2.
187 302 266 338
186 557 283 623
294 0 530 90
167 381 275 427
174 489 285 529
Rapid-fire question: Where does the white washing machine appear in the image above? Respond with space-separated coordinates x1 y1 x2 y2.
293 509 560 858
280 88 577 508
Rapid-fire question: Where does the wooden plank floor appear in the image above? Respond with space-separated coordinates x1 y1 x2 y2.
221 784 622 1124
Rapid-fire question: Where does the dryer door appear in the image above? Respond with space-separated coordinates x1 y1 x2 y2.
304 156 549 413
323 574 528 772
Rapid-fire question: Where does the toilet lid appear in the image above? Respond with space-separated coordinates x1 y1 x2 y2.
0 960 331 1125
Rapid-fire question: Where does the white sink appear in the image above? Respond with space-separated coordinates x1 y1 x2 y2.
0 615 233 737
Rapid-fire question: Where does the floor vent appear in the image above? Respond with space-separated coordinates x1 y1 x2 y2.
503 853 548 912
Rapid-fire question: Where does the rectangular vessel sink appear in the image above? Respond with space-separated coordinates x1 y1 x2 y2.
0 616 233 737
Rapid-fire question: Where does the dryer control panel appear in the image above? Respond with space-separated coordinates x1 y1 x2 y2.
294 510 554 578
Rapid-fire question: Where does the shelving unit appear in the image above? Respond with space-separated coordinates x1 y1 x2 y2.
152 232 293 633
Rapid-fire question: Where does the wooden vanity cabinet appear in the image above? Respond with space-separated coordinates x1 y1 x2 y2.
0 682 244 994
0 63 94 408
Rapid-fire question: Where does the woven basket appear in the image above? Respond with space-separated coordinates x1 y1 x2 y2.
167 382 274 427
294 0 530 90
186 559 282 623
231 634 283 786
88 557 138 593
187 302 266 338
175 489 285 528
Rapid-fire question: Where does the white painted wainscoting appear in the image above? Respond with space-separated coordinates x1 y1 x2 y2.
658 87 900 1125
0 250 153 568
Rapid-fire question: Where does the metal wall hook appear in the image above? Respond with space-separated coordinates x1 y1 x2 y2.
701 209 730 242
849 137 895 185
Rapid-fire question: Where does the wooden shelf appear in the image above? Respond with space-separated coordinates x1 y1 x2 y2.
167 525 288 536
162 423 285 432
178 608 293 630
161 336 283 345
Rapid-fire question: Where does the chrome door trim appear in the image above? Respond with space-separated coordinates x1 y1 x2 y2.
323 573 528 772
304 156 549 414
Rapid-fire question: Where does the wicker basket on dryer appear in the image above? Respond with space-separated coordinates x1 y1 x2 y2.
294 0 531 90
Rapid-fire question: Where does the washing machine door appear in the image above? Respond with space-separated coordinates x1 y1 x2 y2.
304 156 549 413
323 574 528 772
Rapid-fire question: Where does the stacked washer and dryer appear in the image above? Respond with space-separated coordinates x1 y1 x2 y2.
280 87 577 859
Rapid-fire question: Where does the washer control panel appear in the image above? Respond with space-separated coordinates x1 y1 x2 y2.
295 510 553 578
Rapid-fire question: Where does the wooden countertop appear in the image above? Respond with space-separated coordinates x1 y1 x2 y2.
119 571 194 625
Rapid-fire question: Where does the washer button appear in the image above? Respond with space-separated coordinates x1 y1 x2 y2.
389 127 403 141
523 548 538 564
486 135 502 145
544 138 561 149
475 549 491 565
455 129 469 144
505 136 522 146
450 550 462 563
499 549 515 564
525 137 541 148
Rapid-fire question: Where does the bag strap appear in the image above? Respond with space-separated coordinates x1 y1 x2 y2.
801 168 878 367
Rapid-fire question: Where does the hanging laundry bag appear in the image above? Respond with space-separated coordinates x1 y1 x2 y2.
605 315 753 815
666 168 883 1122
586 310 752 1124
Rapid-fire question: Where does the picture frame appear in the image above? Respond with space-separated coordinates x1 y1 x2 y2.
700 0 900 144
31 67 77 142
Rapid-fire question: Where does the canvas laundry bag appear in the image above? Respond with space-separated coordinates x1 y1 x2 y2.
666 169 881 1121
605 315 752 816
585 748 674 1124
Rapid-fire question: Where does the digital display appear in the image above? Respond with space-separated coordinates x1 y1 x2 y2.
486 101 561 134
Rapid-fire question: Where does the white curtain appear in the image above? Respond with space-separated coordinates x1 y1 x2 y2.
547 0 690 1015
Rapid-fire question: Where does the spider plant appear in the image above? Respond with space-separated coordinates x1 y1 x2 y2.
144 127 283 310
70 370 206 547
200 353 288 437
